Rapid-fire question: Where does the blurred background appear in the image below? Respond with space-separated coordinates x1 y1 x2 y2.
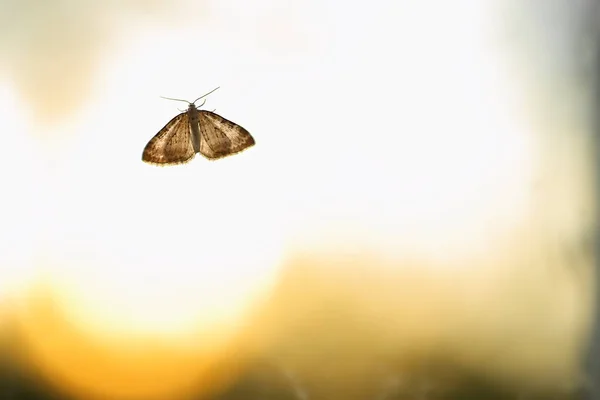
0 0 598 399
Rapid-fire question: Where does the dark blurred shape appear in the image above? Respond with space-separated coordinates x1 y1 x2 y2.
0 357 585 400
0 344 69 400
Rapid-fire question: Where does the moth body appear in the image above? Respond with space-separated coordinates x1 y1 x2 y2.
187 104 201 153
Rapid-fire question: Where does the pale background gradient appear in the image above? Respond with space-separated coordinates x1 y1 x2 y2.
0 0 597 399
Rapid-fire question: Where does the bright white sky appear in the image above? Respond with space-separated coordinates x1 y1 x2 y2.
0 0 537 337
0 1 596 399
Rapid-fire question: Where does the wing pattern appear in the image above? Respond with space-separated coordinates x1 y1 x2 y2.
197 111 255 160
142 113 195 165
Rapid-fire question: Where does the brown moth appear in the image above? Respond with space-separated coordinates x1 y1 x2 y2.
142 87 255 165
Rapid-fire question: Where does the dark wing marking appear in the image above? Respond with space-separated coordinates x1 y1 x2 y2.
197 111 255 160
142 112 195 165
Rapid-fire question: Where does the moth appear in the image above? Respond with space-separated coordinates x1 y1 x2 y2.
142 87 255 165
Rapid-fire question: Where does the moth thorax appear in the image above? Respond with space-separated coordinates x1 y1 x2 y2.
188 106 200 120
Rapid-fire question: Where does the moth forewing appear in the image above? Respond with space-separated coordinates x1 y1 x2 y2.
141 112 196 166
197 111 255 160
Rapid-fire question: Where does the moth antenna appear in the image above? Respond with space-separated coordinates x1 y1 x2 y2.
196 99 207 109
191 86 220 105
160 96 191 104
160 87 220 105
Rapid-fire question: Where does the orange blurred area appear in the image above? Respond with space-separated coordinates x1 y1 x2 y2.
0 239 593 399
252 251 591 397
2 285 253 400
